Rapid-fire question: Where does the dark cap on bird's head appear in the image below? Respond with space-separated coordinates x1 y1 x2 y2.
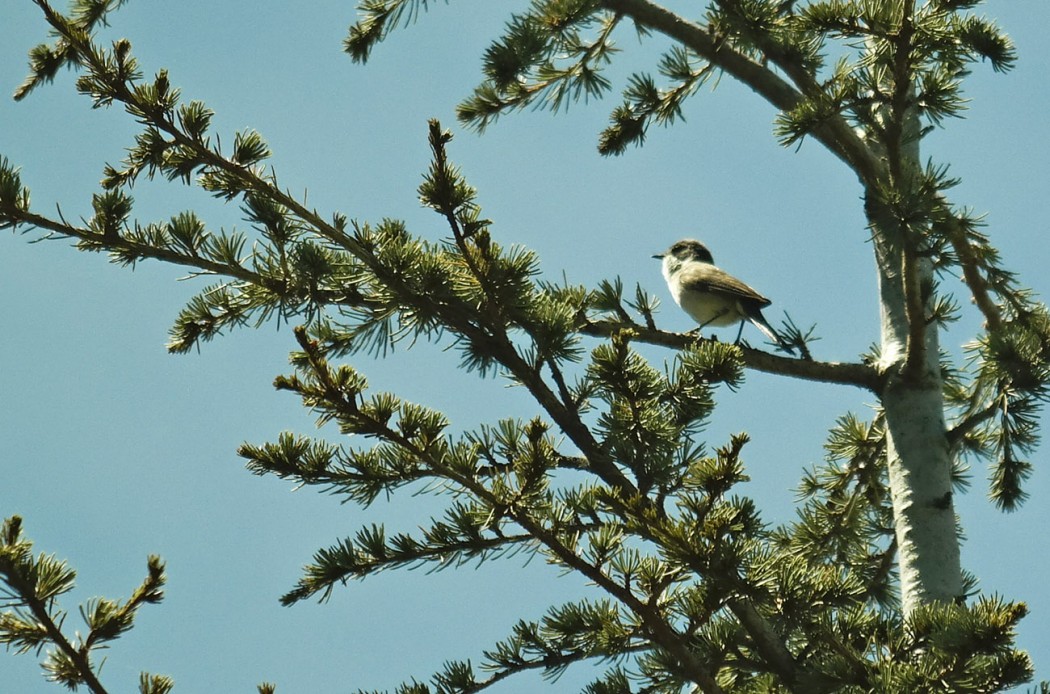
653 239 715 265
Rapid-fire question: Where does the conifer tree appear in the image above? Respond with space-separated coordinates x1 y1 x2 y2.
1 0 1045 691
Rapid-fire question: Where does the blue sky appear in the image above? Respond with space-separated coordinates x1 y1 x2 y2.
2 1 1048 691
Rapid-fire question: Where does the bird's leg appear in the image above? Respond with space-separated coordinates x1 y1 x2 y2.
733 321 745 344
686 327 721 344
688 308 732 341
698 307 731 330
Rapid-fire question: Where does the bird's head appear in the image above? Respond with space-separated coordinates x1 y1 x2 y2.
653 239 715 274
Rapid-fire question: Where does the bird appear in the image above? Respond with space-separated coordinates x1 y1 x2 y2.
654 238 793 352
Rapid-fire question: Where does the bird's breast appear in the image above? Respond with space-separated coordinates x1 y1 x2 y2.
672 284 743 327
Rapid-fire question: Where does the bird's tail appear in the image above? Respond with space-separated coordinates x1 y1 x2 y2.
749 315 795 354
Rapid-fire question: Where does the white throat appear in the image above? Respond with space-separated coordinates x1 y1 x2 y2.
661 254 708 286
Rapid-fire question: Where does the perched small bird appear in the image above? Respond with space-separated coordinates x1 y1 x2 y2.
654 238 793 352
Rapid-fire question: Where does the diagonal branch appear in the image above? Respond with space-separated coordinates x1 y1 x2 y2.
0 530 107 694
285 529 546 604
286 327 727 693
942 213 1004 333
417 122 642 498
946 398 1000 449
474 640 651 694
7 208 264 286
597 0 883 186
13 594 107 694
16 7 638 501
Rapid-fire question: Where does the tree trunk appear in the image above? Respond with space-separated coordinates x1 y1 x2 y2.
870 188 964 615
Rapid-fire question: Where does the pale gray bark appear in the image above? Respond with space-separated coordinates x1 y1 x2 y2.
869 91 963 612
875 246 964 610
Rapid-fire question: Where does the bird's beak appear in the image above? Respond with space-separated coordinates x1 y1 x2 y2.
652 253 664 260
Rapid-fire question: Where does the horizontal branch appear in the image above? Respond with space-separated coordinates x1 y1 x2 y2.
581 319 882 393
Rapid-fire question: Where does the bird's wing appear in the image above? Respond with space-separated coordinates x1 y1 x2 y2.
678 265 772 308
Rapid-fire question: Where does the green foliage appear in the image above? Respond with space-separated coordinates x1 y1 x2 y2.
0 515 168 691
0 157 32 226
455 2 616 131
13 0 133 101
599 51 714 156
343 0 444 64
965 313 1050 510
2 1 1046 692
139 673 176 694
778 2 1018 144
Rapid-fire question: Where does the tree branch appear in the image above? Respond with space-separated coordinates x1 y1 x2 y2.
471 640 651 694
885 2 930 383
900 241 929 382
0 543 108 694
287 328 727 692
15 8 643 501
581 318 882 392
596 0 884 186
724 600 801 687
6 208 263 286
943 214 1004 333
416 122 642 498
22 599 107 693
946 399 1001 449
